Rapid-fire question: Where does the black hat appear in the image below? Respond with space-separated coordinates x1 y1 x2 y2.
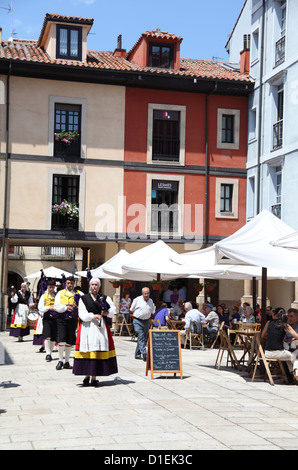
65 275 75 282
47 279 55 286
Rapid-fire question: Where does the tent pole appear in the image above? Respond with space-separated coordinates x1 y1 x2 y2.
261 267 267 330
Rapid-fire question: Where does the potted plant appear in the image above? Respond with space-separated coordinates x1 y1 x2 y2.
52 200 79 221
150 279 162 290
161 280 170 291
194 282 204 292
110 281 120 288
54 130 80 147
205 281 216 292
121 280 133 289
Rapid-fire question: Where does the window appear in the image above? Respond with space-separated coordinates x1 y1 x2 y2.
220 184 233 213
57 25 82 60
275 0 286 67
152 110 180 162
221 115 234 144
270 165 282 219
247 176 255 219
146 174 184 236
215 178 239 219
54 103 81 158
149 43 174 69
151 180 179 233
147 104 186 165
272 85 284 150
217 109 240 150
51 175 80 230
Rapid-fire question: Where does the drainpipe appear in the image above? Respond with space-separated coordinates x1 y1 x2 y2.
256 0 265 214
0 60 11 330
204 81 217 247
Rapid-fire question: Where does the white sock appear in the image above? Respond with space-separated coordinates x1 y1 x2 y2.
58 345 65 361
44 339 51 355
50 341 55 353
64 345 72 362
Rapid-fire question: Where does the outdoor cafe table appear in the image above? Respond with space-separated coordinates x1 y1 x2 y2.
170 320 185 330
228 329 259 370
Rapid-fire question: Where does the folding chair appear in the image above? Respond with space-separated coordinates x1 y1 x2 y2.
183 321 204 350
215 327 240 370
210 321 224 349
150 319 162 329
251 333 289 386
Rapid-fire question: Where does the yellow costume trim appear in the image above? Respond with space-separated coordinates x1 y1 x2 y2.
74 349 116 360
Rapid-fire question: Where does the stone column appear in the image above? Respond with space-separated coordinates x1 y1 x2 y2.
291 281 298 308
241 279 253 305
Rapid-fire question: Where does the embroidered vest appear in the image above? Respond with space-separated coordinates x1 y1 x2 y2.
59 289 76 306
43 291 55 308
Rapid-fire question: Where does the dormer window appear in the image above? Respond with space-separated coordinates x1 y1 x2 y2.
149 43 174 69
56 25 82 60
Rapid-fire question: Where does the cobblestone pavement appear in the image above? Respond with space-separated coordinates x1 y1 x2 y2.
0 330 298 451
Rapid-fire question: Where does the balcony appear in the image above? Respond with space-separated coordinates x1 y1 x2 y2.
54 138 81 160
8 246 24 259
271 203 281 219
273 120 283 150
275 36 285 67
51 212 79 231
41 247 76 260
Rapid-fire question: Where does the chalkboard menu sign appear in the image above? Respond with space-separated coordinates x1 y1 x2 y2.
146 330 183 379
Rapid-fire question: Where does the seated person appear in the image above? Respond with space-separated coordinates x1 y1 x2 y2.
230 305 241 324
203 303 219 346
152 302 171 328
241 306 255 323
216 304 230 330
183 302 205 333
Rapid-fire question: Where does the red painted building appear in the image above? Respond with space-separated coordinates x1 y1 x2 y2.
122 30 252 245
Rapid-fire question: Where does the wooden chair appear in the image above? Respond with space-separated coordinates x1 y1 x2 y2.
183 321 204 350
150 318 162 329
209 321 225 349
215 325 240 371
251 333 289 386
115 313 134 337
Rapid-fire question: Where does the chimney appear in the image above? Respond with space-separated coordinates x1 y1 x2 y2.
113 34 126 58
240 33 250 74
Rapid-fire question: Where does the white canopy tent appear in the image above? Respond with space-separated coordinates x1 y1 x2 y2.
171 210 298 328
213 210 298 274
271 231 298 250
25 266 79 279
171 244 298 281
76 250 126 280
103 240 191 281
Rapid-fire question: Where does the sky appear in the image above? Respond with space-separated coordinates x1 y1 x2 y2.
0 0 244 61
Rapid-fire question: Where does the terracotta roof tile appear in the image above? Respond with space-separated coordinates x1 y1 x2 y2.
0 38 252 83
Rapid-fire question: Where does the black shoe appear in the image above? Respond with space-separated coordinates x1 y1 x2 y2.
143 353 147 362
45 355 52 362
63 362 72 369
135 356 142 360
56 361 64 370
83 377 90 387
91 379 100 387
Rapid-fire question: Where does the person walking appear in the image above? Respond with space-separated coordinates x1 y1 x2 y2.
73 277 117 387
38 279 57 362
130 287 154 361
9 282 34 341
54 276 83 370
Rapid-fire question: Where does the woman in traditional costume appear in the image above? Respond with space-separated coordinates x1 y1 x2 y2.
73 277 118 387
10 282 34 341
